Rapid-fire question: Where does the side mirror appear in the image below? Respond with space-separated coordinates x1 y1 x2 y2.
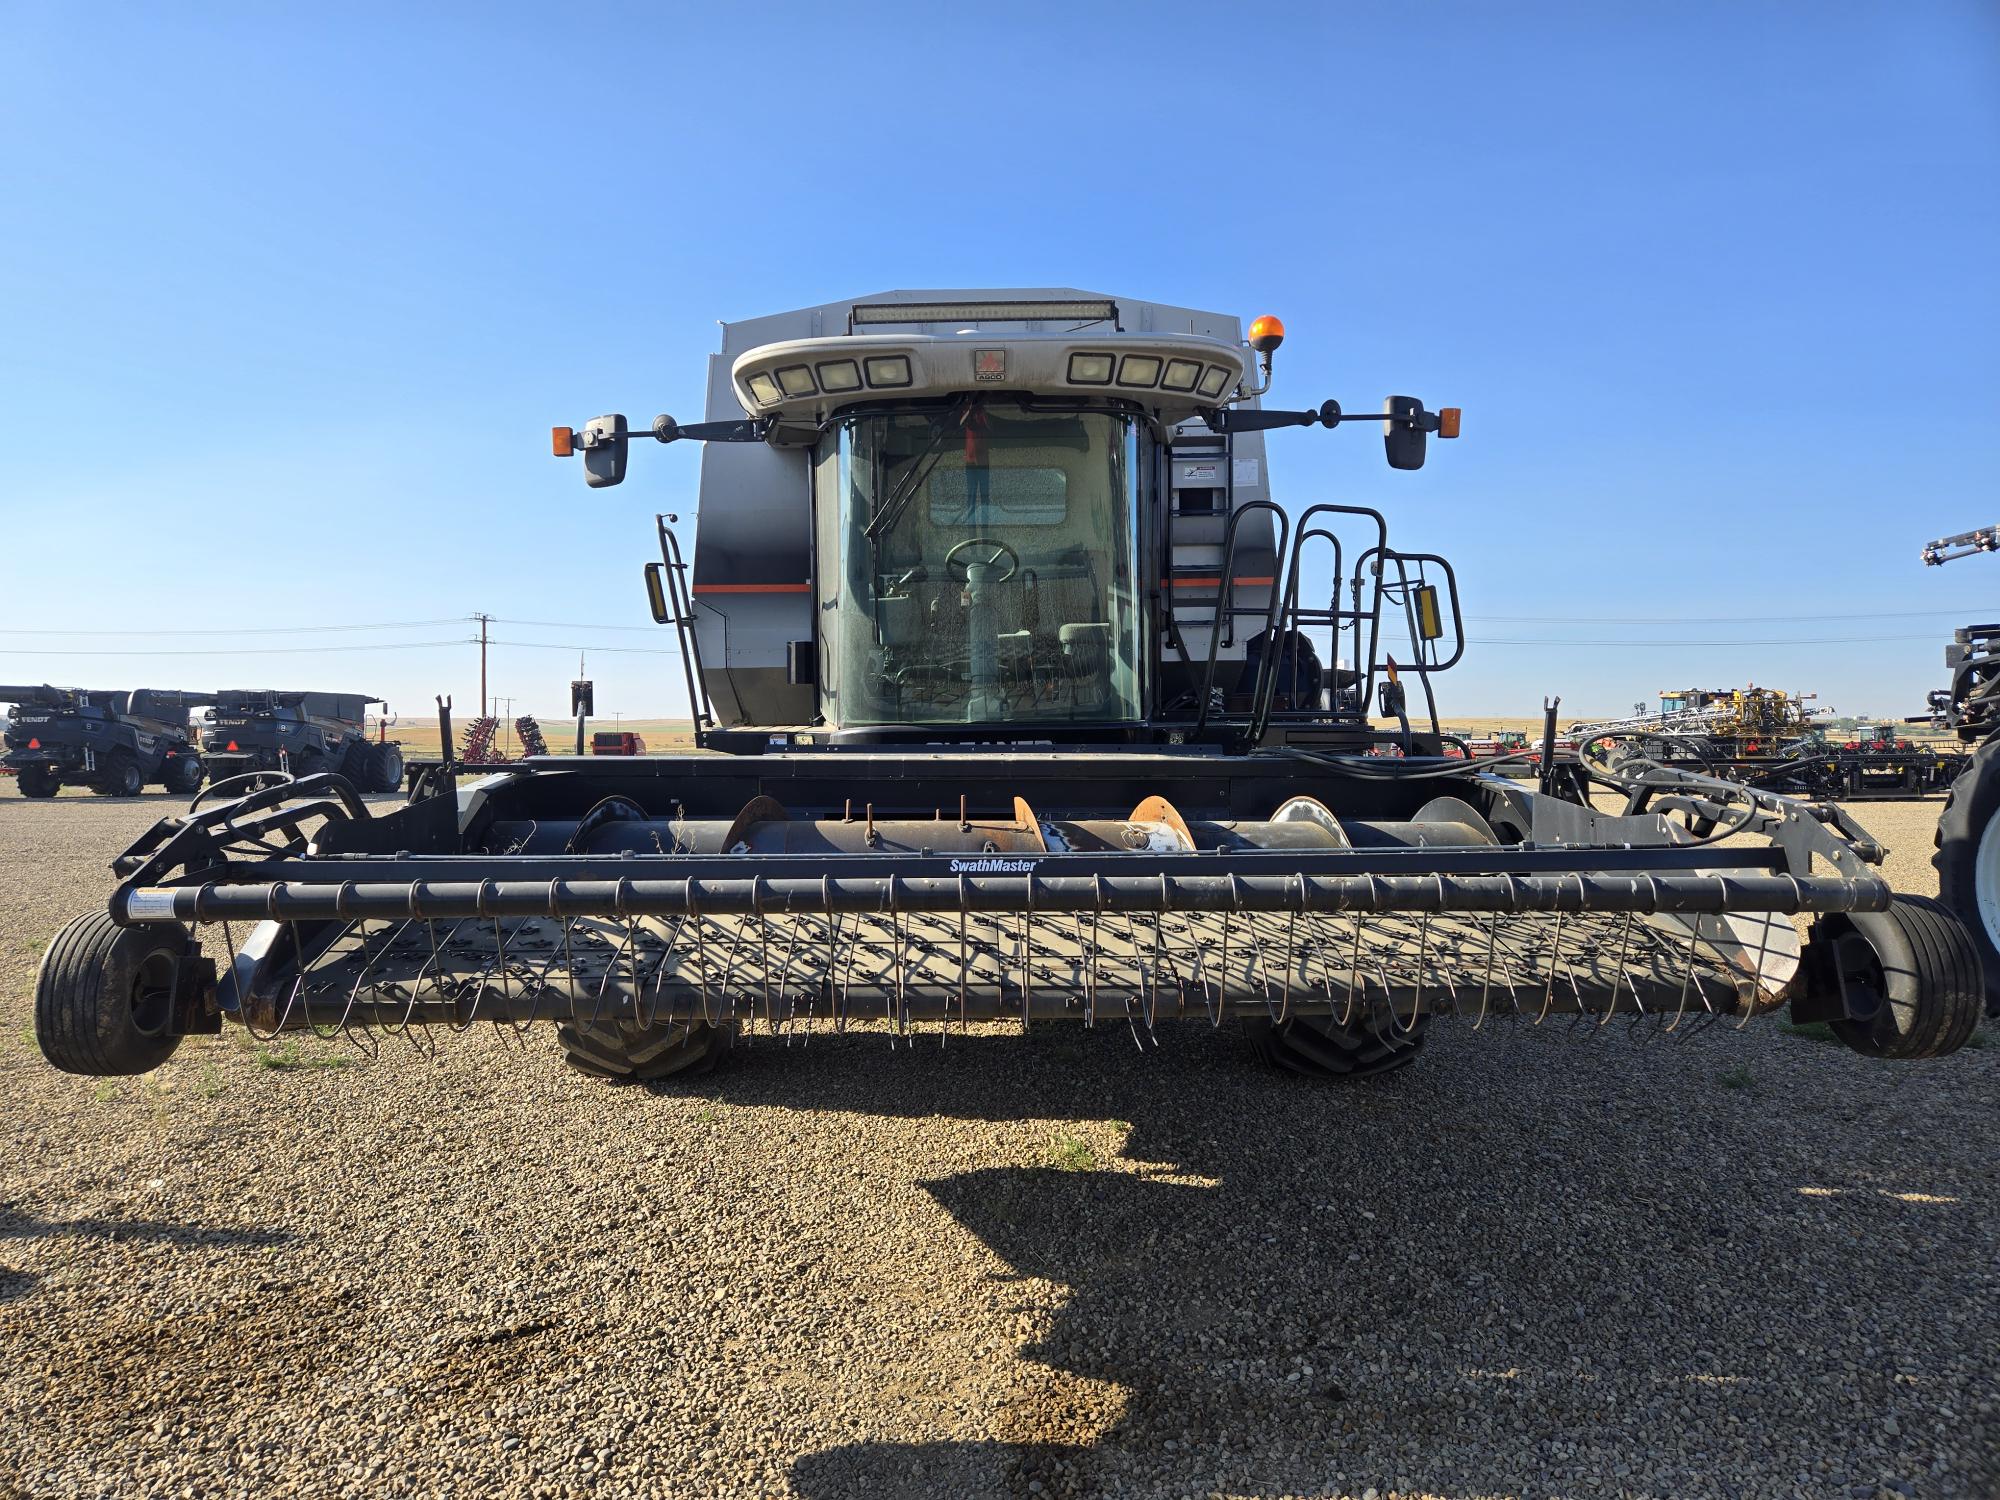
581 414 629 488
643 563 671 624
1383 396 1427 471
1378 678 1407 718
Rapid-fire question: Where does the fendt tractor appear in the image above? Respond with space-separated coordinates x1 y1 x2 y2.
29 291 1985 1085
200 691 404 794
1920 525 2000 1017
2 685 209 797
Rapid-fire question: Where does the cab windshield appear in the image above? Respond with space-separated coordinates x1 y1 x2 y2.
822 401 1142 726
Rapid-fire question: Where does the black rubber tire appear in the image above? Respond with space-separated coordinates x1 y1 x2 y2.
15 764 60 798
91 753 144 798
371 740 405 793
1932 738 2000 1018
1819 895 1984 1059
164 753 205 794
1244 1009 1429 1079
35 910 188 1076
290 747 327 780
557 1016 733 1081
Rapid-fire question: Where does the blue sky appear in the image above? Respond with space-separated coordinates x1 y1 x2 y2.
2 2 1995 721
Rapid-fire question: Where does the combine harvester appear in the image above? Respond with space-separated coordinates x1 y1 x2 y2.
28 291 1985 1081
2 686 210 797
201 691 404 794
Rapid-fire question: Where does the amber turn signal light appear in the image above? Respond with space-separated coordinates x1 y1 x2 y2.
1247 314 1286 354
552 426 575 457
1437 407 1461 439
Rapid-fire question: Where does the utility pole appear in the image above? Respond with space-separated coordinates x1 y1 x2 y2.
473 613 492 718
500 696 513 755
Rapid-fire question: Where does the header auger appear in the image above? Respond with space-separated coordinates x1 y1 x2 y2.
30 290 1986 1084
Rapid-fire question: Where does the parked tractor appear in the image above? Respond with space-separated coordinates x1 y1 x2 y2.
2 685 209 797
27 291 1985 1083
200 691 404 794
1920 528 2000 1017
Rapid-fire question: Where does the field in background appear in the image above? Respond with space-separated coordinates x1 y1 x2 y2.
371 717 697 759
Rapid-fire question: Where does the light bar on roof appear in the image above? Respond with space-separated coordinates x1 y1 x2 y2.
850 299 1118 327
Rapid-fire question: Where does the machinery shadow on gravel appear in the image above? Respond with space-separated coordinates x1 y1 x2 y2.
0 1199 293 1304
702 1029 1988 1500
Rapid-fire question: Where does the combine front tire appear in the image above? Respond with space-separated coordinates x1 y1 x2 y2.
370 740 405 793
34 911 188 1076
15 765 60 798
557 1016 733 1081
1811 895 1983 1059
1932 739 2000 1018
91 752 144 798
163 754 205 795
1244 1010 1428 1079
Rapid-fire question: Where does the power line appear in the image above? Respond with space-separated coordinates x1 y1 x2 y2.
0 639 470 657
489 616 666 634
0 617 467 638
486 638 684 657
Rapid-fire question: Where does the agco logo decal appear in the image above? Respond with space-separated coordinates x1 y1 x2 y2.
946 857 1040 874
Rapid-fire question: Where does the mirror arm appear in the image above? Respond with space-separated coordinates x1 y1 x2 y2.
1201 406 1323 434
647 415 772 445
1201 398 1454 435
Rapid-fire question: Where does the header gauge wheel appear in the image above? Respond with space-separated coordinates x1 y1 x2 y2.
1814 895 1983 1058
35 911 189 1076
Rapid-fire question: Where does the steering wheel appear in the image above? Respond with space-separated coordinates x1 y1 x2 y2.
944 536 1020 583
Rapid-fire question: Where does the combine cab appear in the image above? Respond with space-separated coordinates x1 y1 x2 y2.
201 690 403 794
29 291 1987 1080
2 685 209 797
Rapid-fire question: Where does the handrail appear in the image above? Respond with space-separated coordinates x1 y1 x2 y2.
655 515 716 733
1193 500 1290 733
1251 503 1391 742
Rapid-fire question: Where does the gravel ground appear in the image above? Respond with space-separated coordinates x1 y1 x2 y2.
1 788 1994 1500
